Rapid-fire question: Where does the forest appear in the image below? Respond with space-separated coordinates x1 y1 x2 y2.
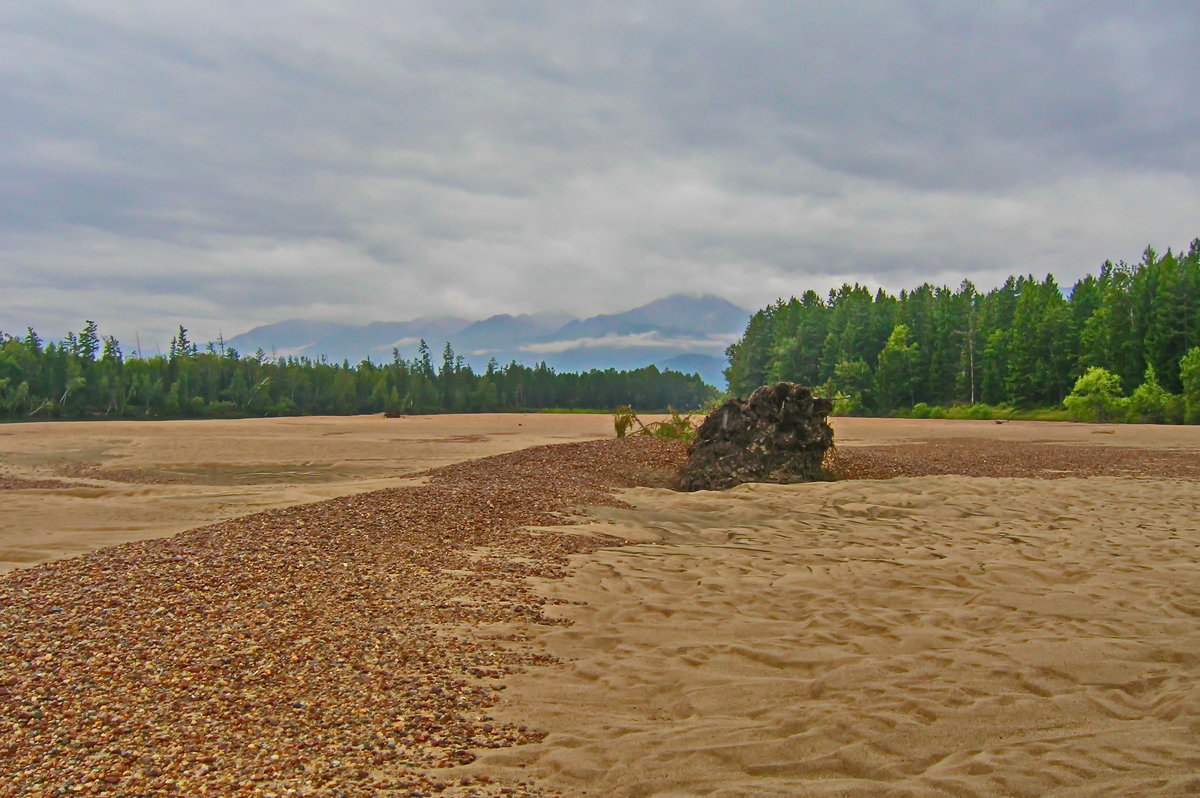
725 241 1200 423
0 329 714 420
7 240 1199 424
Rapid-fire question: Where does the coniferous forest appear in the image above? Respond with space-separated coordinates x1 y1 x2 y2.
6 241 1200 425
0 328 714 421
725 241 1200 423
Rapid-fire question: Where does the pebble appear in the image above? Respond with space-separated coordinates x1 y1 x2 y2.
0 437 685 796
827 436 1200 480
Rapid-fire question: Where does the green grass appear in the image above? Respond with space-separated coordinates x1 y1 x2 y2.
1007 408 1072 422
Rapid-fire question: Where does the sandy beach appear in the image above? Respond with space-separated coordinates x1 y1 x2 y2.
2 415 1199 795
479 420 1200 796
0 413 616 572
482 479 1200 796
3 413 1188 572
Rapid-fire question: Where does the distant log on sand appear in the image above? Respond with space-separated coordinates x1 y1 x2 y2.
679 382 834 491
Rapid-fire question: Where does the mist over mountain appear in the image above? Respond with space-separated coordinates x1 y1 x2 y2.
223 318 472 360
225 294 747 387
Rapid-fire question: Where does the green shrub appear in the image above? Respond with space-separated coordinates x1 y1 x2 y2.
1164 394 1184 425
1182 347 1200 424
613 405 638 437
204 400 242 418
1063 367 1126 422
1126 365 1180 424
963 403 995 420
936 403 1002 420
613 405 700 441
829 392 867 417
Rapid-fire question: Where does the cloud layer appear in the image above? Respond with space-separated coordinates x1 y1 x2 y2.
3 1 1198 346
521 331 737 355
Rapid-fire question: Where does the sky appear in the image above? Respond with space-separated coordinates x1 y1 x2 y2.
3 1 1199 347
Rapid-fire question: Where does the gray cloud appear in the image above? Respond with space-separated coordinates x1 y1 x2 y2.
2 1 1198 346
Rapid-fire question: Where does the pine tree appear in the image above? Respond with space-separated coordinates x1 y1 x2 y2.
875 324 919 411
77 321 100 362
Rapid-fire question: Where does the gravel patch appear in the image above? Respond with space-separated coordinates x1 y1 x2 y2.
827 436 1200 480
0 437 684 797
0 475 76 491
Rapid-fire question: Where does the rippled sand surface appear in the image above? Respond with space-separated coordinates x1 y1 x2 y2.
473 421 1200 797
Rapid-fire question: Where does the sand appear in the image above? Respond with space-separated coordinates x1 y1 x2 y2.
4 413 1179 573
3 415 1199 795
0 413 617 571
468 420 1200 797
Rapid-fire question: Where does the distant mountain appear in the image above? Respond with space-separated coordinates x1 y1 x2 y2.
554 294 750 340
222 320 359 359
450 312 574 355
224 294 749 386
657 354 728 388
227 316 470 361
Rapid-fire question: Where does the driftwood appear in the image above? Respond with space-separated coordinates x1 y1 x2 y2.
678 382 834 491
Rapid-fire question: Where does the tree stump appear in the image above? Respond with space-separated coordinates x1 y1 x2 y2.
678 382 834 491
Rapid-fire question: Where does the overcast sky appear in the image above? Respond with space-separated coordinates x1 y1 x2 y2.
3 1 1198 346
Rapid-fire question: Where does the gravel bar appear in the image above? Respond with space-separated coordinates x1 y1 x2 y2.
0 437 684 797
828 436 1200 480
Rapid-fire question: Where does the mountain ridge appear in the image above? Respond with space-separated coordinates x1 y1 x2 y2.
225 294 748 386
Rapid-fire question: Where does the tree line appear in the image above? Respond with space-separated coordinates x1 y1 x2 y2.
725 240 1200 421
0 326 714 420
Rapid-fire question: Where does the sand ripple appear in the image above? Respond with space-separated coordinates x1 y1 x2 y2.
481 475 1200 796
